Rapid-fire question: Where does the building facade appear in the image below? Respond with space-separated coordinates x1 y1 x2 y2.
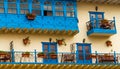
0 0 120 64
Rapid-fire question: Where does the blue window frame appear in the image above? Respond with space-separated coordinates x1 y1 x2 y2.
55 1 63 16
32 0 41 15
8 0 17 14
89 11 104 29
44 1 52 16
66 2 74 17
0 0 4 13
20 0 29 14
76 43 92 64
42 42 58 64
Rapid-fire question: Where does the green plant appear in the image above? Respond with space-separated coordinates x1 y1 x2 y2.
49 52 56 54
23 51 30 54
38 52 44 55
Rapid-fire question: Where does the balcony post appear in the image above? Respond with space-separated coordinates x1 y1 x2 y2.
113 17 117 31
34 49 37 63
114 51 116 64
95 51 98 64
11 49 15 63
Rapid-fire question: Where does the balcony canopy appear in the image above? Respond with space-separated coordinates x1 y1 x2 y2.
77 0 120 5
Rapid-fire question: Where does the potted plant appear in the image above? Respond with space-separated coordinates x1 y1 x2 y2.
37 52 46 58
26 13 36 20
23 37 30 45
22 51 30 57
100 19 111 29
49 52 57 59
56 39 66 46
106 40 112 47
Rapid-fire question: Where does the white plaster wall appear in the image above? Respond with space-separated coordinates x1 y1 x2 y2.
0 2 120 53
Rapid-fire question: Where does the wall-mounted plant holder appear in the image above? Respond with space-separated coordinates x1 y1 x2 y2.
106 40 112 47
56 39 66 46
23 37 30 45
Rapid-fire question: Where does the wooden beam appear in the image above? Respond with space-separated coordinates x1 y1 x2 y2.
49 30 54 34
29 28 35 34
23 28 29 34
55 30 60 34
67 30 73 35
61 30 66 35
9 28 15 33
43 29 48 34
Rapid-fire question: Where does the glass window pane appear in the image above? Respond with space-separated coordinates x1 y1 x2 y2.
0 0 4 2
20 9 28 14
32 10 41 15
67 12 74 17
0 8 4 13
20 4 28 9
8 3 16 8
20 0 28 3
8 0 16 2
8 8 16 14
56 12 63 16
0 3 4 7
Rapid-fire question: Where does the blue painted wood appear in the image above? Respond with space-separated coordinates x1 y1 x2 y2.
0 0 79 32
42 42 58 64
34 49 37 63
87 11 116 36
11 49 15 62
76 43 92 64
95 51 98 64
114 51 116 64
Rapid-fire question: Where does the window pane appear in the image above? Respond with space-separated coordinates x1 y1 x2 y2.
8 3 16 8
56 12 63 16
0 3 4 7
55 7 63 11
0 8 4 13
33 0 40 4
67 12 74 17
8 9 16 13
32 10 41 15
55 2 62 6
0 0 4 2
20 0 28 3
20 4 28 9
20 9 28 14
8 0 16 2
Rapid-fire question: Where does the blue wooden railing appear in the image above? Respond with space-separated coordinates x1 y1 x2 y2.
0 50 120 64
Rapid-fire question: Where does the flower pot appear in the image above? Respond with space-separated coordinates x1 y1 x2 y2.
37 54 46 58
57 40 63 45
27 16 35 20
50 54 57 59
22 54 30 57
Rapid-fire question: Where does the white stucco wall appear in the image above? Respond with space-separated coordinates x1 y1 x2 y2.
0 2 120 53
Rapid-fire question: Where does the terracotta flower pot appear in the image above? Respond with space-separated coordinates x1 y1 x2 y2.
22 54 30 57
57 40 63 45
37 54 46 58
50 54 57 59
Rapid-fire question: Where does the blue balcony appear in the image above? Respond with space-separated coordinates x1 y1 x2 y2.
0 50 120 65
86 17 117 36
0 14 79 35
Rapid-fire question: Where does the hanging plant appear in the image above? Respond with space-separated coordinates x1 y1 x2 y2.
23 37 30 45
106 40 112 47
56 39 66 46
26 13 36 20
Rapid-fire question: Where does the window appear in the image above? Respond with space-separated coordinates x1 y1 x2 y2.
66 2 74 17
55 2 63 16
8 0 17 14
20 0 29 14
32 0 41 15
0 0 4 13
44 1 52 16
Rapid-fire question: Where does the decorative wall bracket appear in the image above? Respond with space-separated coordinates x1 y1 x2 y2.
106 40 112 47
56 39 66 46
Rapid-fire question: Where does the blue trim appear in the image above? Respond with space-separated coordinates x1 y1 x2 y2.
42 42 58 64
76 43 92 64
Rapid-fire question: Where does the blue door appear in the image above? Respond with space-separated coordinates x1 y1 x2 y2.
42 42 58 64
76 43 92 64
89 12 104 28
